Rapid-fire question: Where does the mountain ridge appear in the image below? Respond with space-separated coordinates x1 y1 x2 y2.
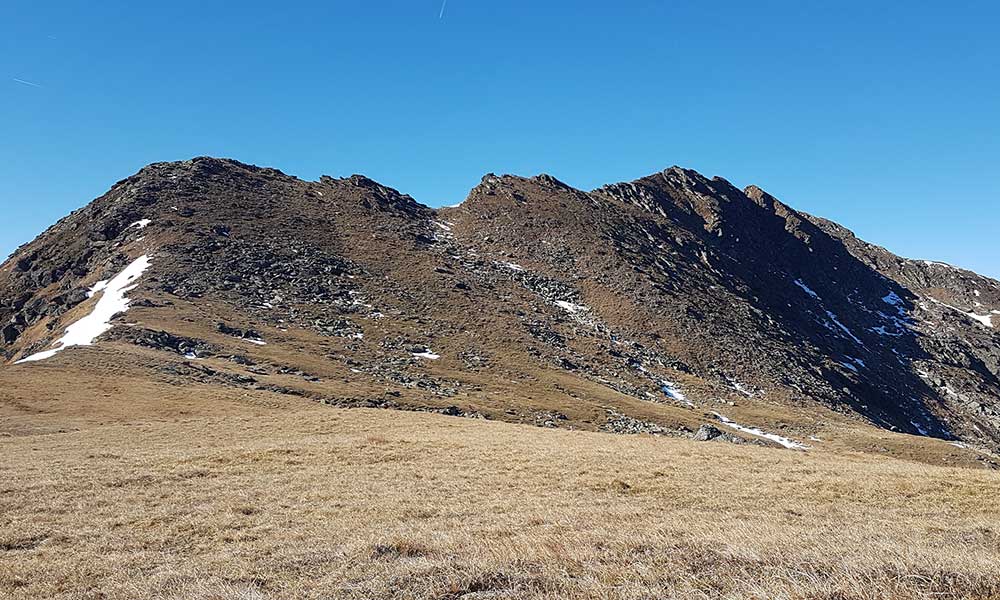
2 156 998 463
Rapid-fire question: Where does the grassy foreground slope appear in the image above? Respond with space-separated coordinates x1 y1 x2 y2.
2 378 999 600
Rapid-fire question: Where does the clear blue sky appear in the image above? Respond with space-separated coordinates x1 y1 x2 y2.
2 1 998 277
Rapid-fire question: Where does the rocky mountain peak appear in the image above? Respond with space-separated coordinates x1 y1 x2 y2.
3 157 999 457
530 173 573 189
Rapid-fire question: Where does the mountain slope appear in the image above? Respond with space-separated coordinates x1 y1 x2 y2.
2 157 998 457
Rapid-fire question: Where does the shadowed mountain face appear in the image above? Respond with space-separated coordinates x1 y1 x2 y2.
2 157 998 451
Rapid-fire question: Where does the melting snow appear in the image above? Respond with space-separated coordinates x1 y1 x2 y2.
498 261 525 271
922 260 958 269
793 279 820 299
824 310 864 344
928 297 994 328
432 220 453 232
838 354 868 373
412 350 440 360
246 338 267 345
554 300 588 313
712 412 808 450
86 280 109 298
881 291 907 315
15 255 151 364
870 325 904 337
967 312 995 328
661 382 693 406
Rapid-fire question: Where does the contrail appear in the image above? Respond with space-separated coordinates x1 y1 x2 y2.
12 78 41 88
439 0 447 18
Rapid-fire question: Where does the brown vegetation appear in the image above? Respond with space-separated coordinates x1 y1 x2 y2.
2 381 998 599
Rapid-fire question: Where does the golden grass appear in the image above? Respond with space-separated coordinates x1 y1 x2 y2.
2 396 999 599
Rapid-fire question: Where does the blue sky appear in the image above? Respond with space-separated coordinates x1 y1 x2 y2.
2 1 998 277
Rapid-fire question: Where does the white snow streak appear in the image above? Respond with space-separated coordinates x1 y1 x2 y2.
870 325 904 337
554 300 588 313
498 261 525 271
712 412 808 450
793 279 820 299
824 310 864 345
15 255 151 363
661 382 692 406
928 297 994 328
882 291 906 314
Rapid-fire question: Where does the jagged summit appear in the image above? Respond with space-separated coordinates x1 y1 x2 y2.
2 157 998 461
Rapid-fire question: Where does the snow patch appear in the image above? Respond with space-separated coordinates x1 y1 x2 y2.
967 312 994 328
824 310 864 345
661 382 692 406
712 412 808 450
838 354 867 373
793 279 820 299
412 350 440 360
129 219 151 229
730 380 755 397
921 260 956 269
928 297 994 328
881 291 907 316
86 280 109 298
554 300 588 313
15 255 151 364
870 325 904 337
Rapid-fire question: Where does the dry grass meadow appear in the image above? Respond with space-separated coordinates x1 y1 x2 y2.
2 377 1000 600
